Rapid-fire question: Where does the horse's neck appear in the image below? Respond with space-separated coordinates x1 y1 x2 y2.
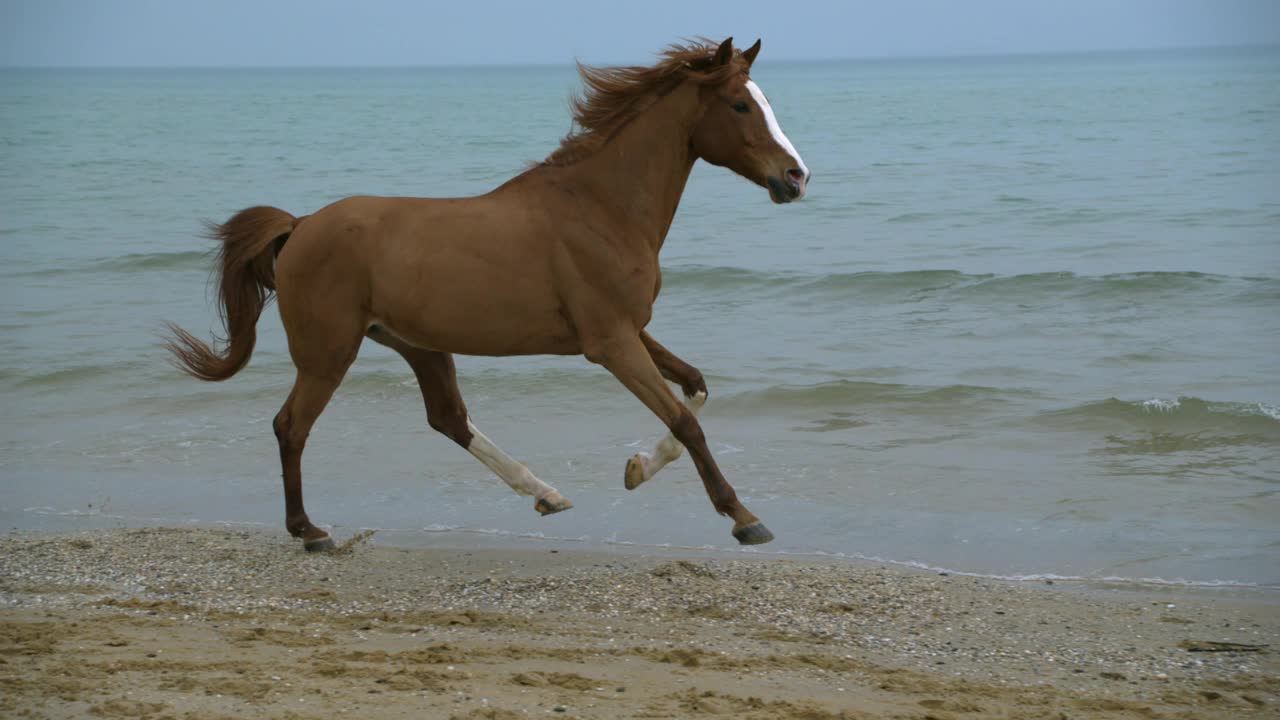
573 83 702 254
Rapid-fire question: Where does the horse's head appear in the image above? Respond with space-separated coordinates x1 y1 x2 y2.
691 37 810 204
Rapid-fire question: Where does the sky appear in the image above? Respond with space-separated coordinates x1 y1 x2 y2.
2 0 1278 68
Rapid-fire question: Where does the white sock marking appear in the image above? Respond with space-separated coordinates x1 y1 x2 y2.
637 391 707 481
745 79 808 178
466 420 561 501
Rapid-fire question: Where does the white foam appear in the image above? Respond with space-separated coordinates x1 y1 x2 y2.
1141 397 1181 413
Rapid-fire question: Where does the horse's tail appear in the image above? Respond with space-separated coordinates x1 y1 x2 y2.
164 206 299 381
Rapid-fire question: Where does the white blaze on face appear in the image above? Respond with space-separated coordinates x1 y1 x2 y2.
745 79 809 179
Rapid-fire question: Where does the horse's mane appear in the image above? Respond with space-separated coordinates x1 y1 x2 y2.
542 39 746 167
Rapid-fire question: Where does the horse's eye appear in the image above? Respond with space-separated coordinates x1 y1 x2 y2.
732 102 750 114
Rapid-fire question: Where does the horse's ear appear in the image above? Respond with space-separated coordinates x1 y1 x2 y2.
713 37 734 66
742 38 761 67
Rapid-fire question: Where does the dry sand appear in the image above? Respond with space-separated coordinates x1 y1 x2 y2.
1 527 1276 719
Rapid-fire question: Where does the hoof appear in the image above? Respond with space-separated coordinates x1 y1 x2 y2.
535 493 573 516
732 522 774 546
303 536 335 553
624 454 649 491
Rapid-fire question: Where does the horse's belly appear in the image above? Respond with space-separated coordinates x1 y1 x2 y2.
374 298 580 357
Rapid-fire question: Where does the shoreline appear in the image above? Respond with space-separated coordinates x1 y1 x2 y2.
3 526 1277 718
335 525 1280 604
10 514 1278 596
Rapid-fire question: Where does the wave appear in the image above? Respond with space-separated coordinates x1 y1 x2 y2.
3 359 619 409
10 362 152 389
9 250 1275 309
715 384 1279 445
93 250 211 273
1038 396 1280 439
4 357 285 396
713 380 1039 414
661 266 1278 304
8 250 211 278
12 348 1279 446
952 270 1246 301
662 265 982 296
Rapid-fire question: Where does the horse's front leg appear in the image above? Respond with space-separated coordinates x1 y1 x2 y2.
587 332 771 545
624 331 708 490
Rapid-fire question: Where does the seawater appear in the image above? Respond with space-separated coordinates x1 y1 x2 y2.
2 47 1278 587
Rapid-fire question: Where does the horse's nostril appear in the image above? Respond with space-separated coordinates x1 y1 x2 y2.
786 168 806 184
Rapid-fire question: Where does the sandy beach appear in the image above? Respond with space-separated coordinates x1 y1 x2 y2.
1 527 1276 719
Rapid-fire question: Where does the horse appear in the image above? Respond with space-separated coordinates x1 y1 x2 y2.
165 37 810 552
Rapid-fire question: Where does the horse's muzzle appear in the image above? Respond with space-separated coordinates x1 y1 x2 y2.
768 170 807 204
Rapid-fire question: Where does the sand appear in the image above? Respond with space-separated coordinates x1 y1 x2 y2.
1 527 1276 719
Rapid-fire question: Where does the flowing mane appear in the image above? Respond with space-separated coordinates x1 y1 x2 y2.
543 40 747 167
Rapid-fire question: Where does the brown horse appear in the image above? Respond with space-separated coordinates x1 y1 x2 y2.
166 37 810 551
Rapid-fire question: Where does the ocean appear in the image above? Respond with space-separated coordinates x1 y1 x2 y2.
2 47 1278 587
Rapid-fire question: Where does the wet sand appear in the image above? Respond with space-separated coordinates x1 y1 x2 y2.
2 527 1276 719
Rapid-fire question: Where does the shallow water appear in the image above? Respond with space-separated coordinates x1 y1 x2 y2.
2 47 1278 586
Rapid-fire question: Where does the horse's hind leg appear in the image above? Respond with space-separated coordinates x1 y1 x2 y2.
624 331 709 490
369 329 572 514
273 327 363 552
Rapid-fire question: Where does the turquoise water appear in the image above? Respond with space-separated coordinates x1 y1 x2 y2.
3 47 1278 586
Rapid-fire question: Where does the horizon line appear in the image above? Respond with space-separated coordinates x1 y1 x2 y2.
2 41 1275 71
